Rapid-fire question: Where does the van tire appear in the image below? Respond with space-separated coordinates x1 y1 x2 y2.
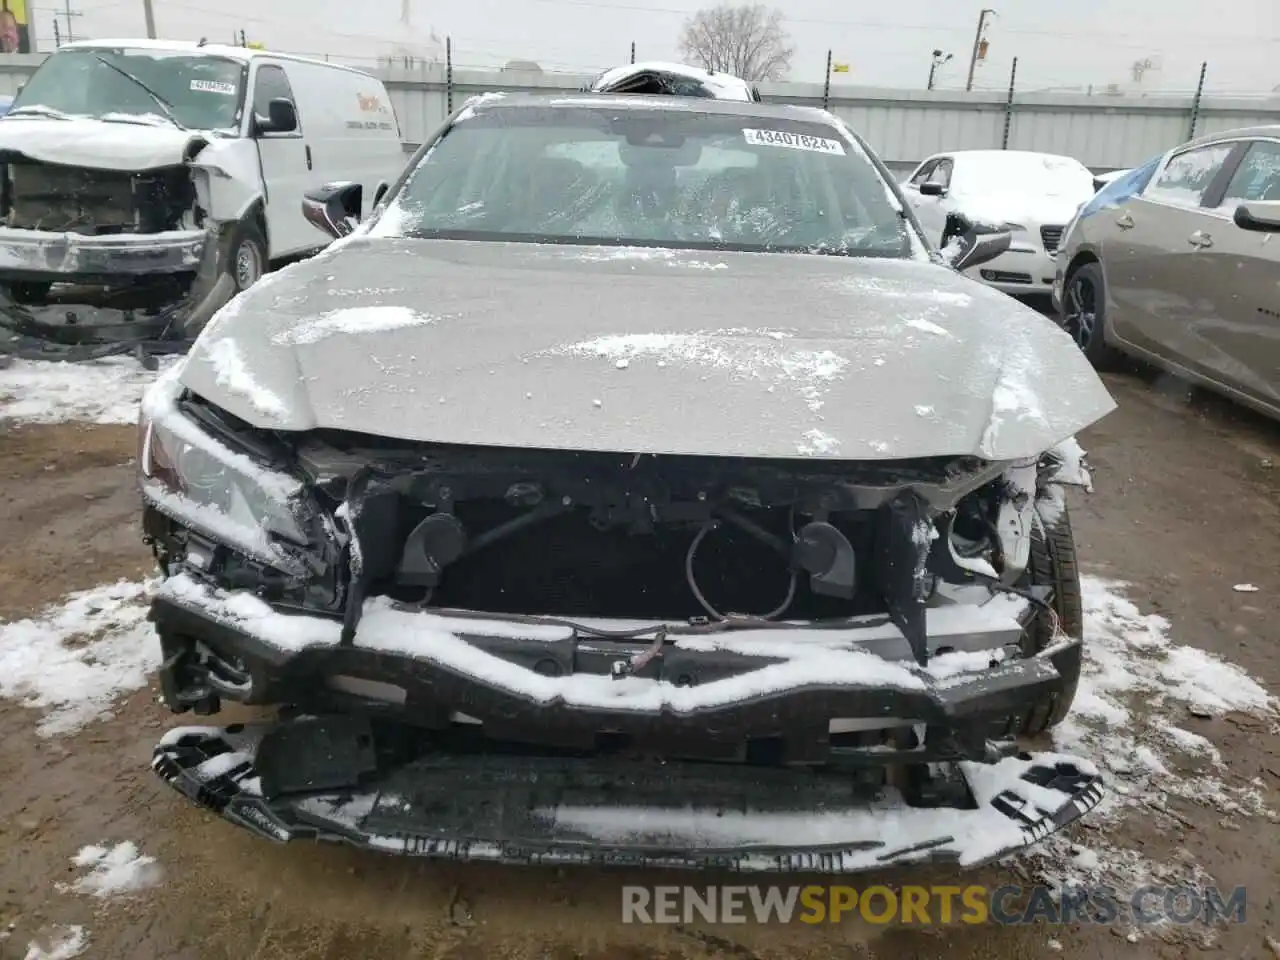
227 220 268 294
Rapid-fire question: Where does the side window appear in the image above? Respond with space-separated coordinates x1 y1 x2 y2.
1218 140 1280 208
932 158 954 187
1143 142 1234 208
909 159 938 185
252 64 297 129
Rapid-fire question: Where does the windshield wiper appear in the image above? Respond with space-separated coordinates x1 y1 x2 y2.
93 55 187 130
6 105 74 120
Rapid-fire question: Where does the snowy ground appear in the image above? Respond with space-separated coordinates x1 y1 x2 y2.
0 357 171 426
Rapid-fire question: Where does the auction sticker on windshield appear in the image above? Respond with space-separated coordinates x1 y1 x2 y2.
743 128 846 155
191 80 237 95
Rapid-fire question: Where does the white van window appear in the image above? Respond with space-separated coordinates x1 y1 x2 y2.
252 64 299 132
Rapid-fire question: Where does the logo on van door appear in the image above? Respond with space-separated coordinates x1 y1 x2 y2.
357 93 388 114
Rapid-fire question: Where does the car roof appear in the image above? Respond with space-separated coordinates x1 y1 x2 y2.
589 61 755 101
459 92 837 125
56 38 375 77
1182 124 1280 150
942 149 1085 163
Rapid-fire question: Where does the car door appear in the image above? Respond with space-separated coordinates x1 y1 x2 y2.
1191 138 1280 407
1102 139 1239 371
248 61 317 259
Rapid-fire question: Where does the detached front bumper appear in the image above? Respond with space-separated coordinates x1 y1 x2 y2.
0 226 207 281
152 573 1083 764
152 715 1104 872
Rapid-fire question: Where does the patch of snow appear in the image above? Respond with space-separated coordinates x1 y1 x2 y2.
905 317 952 337
840 275 972 307
1232 583 1259 593
0 581 158 736
453 90 507 123
914 405 934 417
272 305 441 346
62 842 161 898
200 338 288 420
0 357 176 425
1032 576 1277 892
550 329 847 413
575 246 676 262
797 428 839 456
23 925 87 960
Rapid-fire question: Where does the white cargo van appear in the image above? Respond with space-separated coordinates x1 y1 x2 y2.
0 39 407 356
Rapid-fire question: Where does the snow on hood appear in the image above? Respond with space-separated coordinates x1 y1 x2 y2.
946 154 1097 228
176 239 1117 463
0 115 211 170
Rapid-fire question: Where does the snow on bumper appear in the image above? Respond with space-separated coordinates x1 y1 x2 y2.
0 225 207 277
151 573 1079 737
151 716 1105 872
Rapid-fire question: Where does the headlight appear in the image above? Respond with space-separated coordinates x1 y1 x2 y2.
138 365 308 570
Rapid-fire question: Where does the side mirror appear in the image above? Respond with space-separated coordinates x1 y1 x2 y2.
256 97 297 134
302 181 362 239
372 182 389 207
14 84 23 95
920 181 947 197
1233 201 1280 233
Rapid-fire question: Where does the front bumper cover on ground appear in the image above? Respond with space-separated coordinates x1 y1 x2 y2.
152 716 1105 872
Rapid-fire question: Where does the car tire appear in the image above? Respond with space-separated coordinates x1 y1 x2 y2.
1016 505 1084 735
1062 261 1118 368
227 220 268 294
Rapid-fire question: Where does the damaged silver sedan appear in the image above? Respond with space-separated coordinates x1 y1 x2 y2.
141 94 1117 872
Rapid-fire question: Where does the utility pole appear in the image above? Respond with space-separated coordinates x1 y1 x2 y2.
928 49 952 90
142 0 156 39
51 16 60 47
55 1 82 43
965 8 995 92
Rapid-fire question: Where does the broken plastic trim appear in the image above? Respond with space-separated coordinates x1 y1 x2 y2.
151 717 1105 872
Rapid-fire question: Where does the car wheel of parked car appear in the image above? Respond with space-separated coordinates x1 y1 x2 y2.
228 222 267 294
1062 262 1117 368
1015 505 1084 735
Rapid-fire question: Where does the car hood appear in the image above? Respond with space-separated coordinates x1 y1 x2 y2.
0 116 211 170
951 189 1092 229
178 238 1116 462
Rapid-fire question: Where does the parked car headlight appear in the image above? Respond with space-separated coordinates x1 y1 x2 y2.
138 372 308 569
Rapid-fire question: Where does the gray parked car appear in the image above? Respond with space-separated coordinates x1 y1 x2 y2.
141 94 1116 871
1053 125 1280 419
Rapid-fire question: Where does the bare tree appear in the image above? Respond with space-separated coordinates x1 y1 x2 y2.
678 4 794 82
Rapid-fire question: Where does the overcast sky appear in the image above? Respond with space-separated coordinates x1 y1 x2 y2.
39 0 1280 94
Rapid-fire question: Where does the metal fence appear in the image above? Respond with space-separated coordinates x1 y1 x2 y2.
0 51 1277 172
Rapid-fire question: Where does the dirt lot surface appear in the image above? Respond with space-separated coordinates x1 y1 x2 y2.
1 369 1278 960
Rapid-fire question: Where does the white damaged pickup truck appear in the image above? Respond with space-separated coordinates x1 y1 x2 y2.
0 39 407 364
